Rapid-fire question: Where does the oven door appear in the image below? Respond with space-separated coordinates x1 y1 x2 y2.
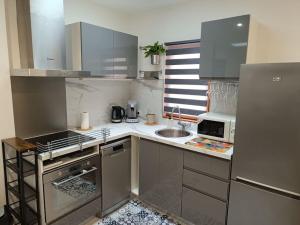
43 155 101 224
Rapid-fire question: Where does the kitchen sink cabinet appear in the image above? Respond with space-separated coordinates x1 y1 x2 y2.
139 139 183 216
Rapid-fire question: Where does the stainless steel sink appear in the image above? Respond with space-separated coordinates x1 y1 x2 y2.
155 128 191 138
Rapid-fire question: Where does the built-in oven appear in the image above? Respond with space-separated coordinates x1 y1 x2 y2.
43 154 101 224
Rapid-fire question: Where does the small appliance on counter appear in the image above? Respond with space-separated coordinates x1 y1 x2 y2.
111 106 126 123
197 112 236 143
125 100 139 123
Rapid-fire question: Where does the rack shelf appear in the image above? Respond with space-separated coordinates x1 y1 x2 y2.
6 159 36 177
8 202 38 225
8 181 36 202
2 137 41 225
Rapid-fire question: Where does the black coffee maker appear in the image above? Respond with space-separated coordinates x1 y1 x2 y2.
111 106 125 123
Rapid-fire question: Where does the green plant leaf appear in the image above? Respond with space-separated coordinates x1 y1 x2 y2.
142 41 166 57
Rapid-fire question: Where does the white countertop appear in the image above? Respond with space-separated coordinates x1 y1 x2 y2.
76 121 233 160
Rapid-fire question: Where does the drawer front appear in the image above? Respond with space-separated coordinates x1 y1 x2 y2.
51 197 101 225
183 169 229 201
182 187 227 225
184 151 230 179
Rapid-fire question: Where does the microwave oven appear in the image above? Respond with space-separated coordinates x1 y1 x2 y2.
197 112 236 143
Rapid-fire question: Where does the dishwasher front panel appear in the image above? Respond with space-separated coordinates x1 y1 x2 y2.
101 138 131 213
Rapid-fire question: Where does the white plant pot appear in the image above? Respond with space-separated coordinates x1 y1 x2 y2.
151 55 160 65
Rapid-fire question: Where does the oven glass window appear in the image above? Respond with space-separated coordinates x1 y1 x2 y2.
198 120 225 138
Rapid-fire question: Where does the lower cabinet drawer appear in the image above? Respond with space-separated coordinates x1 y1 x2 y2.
183 169 229 201
184 151 230 180
182 187 227 225
51 197 101 225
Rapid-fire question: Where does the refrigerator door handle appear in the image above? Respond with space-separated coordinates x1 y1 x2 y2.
236 177 300 199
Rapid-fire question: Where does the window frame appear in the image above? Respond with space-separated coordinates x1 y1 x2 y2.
162 39 209 122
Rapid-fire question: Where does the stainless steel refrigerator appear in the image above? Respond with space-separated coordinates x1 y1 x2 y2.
228 63 300 225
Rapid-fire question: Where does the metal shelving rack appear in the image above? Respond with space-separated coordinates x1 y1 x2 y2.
2 138 40 225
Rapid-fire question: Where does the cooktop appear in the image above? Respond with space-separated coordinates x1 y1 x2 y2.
26 130 95 152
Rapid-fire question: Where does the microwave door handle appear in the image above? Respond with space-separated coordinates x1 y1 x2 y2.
52 166 98 187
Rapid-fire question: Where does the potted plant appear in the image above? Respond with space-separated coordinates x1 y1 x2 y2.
142 41 166 65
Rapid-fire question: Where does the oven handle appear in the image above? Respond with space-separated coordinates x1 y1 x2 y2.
52 166 98 187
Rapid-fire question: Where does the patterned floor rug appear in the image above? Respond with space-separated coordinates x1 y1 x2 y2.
94 199 183 225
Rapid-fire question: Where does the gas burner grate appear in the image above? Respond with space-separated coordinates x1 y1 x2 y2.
34 129 111 154
36 134 95 153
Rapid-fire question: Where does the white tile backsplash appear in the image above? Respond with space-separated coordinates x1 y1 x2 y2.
65 78 238 128
66 78 131 128
130 80 164 121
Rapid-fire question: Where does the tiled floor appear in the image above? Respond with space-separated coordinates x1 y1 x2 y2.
92 199 183 225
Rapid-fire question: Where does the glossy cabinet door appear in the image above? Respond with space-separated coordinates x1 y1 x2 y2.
81 23 114 76
157 143 183 216
139 139 183 216
113 31 138 78
182 187 227 225
139 139 160 206
200 15 250 78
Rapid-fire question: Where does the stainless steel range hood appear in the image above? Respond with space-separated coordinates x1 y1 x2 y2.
8 0 90 77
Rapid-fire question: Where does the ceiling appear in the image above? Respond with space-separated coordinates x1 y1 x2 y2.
91 0 192 13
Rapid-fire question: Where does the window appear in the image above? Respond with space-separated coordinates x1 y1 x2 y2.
163 39 208 121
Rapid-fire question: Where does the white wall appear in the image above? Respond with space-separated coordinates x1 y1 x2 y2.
128 0 300 63
64 0 132 33
0 0 16 206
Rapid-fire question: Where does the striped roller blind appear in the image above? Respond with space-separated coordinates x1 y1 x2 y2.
164 39 208 120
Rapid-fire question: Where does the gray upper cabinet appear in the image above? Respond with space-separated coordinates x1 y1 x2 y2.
139 139 183 216
66 22 138 78
199 15 250 79
81 23 114 76
114 31 138 78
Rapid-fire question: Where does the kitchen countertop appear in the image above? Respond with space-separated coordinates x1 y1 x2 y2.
76 121 233 160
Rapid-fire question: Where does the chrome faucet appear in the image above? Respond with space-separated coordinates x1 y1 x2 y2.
171 105 181 121
171 106 189 130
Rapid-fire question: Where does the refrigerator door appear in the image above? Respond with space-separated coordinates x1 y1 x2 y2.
232 63 300 195
228 181 300 225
